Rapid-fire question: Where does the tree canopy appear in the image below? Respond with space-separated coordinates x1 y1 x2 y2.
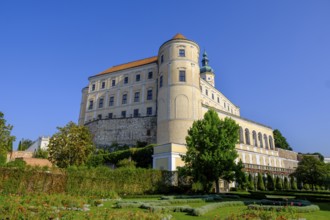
48 122 95 168
181 109 240 193
18 139 33 151
292 155 329 190
0 112 15 156
273 129 292 150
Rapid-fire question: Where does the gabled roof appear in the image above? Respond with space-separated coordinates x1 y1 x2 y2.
95 56 158 77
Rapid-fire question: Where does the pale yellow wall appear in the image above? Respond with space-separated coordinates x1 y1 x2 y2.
155 158 168 170
157 39 202 145
84 63 157 123
200 80 240 116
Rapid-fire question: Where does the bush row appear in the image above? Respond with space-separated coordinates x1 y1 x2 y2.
0 167 174 196
248 204 320 213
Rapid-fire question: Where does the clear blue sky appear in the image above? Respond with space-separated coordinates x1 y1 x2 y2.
0 1 329 156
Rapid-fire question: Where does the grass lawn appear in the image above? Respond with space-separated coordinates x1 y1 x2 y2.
1 194 330 219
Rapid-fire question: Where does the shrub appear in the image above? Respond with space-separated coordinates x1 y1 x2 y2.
290 177 297 190
257 173 265 191
276 176 283 190
283 177 290 190
248 204 320 213
267 174 275 191
191 201 245 216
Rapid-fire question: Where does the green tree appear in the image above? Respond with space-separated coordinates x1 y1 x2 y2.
292 155 327 191
34 148 48 159
290 177 297 190
181 109 240 193
283 176 290 190
273 129 292 150
0 112 15 156
275 176 283 190
48 122 95 168
18 139 33 151
234 161 248 190
116 158 136 169
267 174 275 191
257 173 265 191
248 173 255 190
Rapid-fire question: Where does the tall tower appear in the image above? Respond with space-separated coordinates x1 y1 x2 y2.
153 33 202 170
200 51 215 87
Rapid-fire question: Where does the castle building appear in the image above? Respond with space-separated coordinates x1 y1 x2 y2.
79 34 298 175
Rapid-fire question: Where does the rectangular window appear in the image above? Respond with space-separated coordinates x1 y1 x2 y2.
179 49 185 57
122 94 127 104
133 109 139 117
206 89 208 96
134 92 140 102
88 100 93 110
136 74 140 82
161 55 164 63
147 129 151 136
112 79 116 86
91 84 95 91
121 111 126 118
179 70 186 82
109 96 114 106
147 107 152 116
212 94 214 100
124 76 128 84
108 113 113 119
160 75 163 88
217 97 220 103
147 89 152 100
97 114 102 120
101 81 105 89
98 98 104 108
148 71 153 79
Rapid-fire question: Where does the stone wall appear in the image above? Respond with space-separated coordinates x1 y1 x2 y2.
86 116 157 147
277 148 299 169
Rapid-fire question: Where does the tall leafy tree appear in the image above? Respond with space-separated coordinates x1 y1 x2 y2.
181 109 240 193
48 122 95 168
273 129 292 150
292 155 327 190
0 112 16 156
18 139 33 151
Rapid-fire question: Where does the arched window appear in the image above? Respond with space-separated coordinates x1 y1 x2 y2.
269 136 274 150
239 127 244 143
258 132 263 148
264 134 269 149
252 131 258 147
245 128 250 145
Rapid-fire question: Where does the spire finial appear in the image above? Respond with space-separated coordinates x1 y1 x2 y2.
202 50 209 66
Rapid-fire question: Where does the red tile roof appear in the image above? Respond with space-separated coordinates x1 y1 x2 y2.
97 56 158 76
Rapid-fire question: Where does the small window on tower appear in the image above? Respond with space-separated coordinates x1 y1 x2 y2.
179 49 185 57
179 70 186 82
91 84 95 91
161 55 164 63
160 75 163 88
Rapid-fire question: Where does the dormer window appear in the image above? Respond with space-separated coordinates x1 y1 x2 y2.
179 49 185 57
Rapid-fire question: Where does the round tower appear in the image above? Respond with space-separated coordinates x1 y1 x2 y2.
156 33 202 156
200 51 215 87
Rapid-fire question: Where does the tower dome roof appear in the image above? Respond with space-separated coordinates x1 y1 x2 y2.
200 50 214 73
172 33 186 40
